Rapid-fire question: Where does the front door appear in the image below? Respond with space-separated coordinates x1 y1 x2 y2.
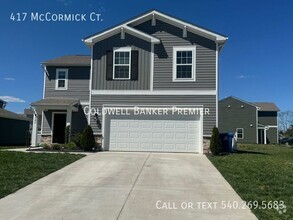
52 113 66 143
258 129 264 144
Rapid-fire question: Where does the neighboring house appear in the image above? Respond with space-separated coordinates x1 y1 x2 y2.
0 108 30 146
0 99 6 109
30 10 228 153
219 96 279 144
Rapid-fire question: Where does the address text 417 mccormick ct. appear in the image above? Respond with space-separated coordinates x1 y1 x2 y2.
10 12 103 22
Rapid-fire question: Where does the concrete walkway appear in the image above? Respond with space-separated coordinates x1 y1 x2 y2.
0 152 257 220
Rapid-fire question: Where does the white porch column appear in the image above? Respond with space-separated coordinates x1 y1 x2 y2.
31 109 39 147
264 128 267 145
66 106 72 127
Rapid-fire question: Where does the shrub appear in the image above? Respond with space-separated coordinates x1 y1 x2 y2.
40 143 51 150
71 133 83 148
66 141 77 151
65 125 71 144
51 144 62 151
81 125 96 151
210 127 222 155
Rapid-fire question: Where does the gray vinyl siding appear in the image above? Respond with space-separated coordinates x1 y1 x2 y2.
92 33 151 90
44 66 90 102
219 97 257 143
71 106 88 134
90 95 216 136
42 110 62 135
42 106 87 135
134 19 216 90
258 111 278 144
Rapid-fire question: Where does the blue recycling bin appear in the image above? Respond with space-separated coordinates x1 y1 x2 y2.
220 132 234 152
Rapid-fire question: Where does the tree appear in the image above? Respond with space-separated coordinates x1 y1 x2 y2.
209 127 222 155
279 111 293 133
286 125 293 137
81 125 96 151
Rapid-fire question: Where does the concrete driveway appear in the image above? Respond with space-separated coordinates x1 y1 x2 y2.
0 152 256 220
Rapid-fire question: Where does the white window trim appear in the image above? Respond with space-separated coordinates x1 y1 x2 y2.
236 128 244 139
172 46 196 82
55 69 68 90
113 47 131 80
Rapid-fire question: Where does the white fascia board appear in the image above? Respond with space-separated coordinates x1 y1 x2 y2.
84 25 160 46
92 90 216 96
126 10 228 43
124 25 160 43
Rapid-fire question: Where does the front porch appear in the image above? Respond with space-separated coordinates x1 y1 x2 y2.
30 98 80 146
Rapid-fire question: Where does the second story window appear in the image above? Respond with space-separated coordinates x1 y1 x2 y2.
173 46 196 82
113 47 131 80
55 69 68 90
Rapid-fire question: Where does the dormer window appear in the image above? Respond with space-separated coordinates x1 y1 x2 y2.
173 46 196 82
55 69 68 90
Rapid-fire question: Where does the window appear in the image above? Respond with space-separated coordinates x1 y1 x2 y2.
236 128 244 139
113 47 131 79
55 69 68 90
173 46 196 81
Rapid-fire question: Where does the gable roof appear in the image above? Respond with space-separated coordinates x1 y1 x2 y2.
42 55 91 66
0 108 30 121
220 96 279 112
219 96 258 109
251 102 280 112
83 9 228 47
83 25 161 46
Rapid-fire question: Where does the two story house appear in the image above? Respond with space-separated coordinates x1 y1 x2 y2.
30 10 228 153
219 96 279 144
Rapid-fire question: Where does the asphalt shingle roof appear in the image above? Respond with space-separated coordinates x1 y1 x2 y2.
42 55 91 66
31 98 79 107
0 108 30 121
251 102 280 112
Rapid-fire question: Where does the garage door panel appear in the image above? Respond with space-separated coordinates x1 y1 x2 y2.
108 116 200 153
152 133 163 139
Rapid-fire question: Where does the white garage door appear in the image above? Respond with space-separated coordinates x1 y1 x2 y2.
107 115 202 153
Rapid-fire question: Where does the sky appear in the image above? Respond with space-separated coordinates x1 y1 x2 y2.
0 0 292 113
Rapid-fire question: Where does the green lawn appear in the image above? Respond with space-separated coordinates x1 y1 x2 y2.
0 146 28 150
0 151 85 199
208 144 293 220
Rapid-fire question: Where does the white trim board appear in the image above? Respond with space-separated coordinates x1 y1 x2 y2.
126 10 228 42
83 25 160 46
92 90 216 96
150 43 154 91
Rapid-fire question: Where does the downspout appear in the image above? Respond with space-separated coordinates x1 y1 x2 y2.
40 64 49 78
215 42 219 127
88 45 93 124
256 107 259 144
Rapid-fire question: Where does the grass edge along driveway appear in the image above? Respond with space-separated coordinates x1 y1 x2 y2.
208 144 293 220
0 150 85 199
